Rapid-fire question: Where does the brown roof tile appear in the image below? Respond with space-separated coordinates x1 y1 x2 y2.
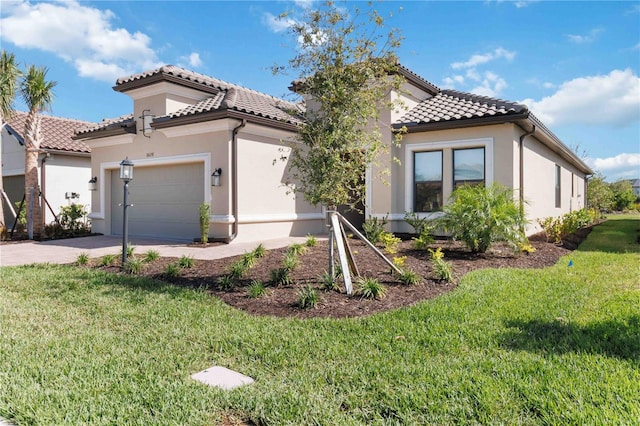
75 114 134 136
5 111 92 153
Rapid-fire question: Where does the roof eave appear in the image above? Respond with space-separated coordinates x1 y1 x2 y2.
72 123 137 141
152 110 300 132
114 72 220 95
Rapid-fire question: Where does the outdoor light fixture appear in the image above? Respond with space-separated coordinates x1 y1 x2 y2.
211 168 222 187
119 157 134 267
140 109 155 137
88 176 98 191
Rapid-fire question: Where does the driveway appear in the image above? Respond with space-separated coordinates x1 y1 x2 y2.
0 235 313 267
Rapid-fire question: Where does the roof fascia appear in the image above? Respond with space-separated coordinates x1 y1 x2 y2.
72 122 136 141
114 73 219 96
42 148 91 157
396 67 440 96
394 113 530 133
152 110 300 133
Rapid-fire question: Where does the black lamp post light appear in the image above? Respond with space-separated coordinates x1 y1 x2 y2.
120 157 134 267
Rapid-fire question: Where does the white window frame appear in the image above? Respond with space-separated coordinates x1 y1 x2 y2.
404 138 494 217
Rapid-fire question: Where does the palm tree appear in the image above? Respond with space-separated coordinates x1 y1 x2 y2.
0 50 22 230
20 65 56 239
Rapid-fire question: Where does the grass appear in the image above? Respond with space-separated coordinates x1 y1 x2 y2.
1 216 638 424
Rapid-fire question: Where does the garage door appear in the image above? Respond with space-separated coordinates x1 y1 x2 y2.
111 162 204 241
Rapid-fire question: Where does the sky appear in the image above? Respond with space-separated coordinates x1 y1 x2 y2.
1 0 639 181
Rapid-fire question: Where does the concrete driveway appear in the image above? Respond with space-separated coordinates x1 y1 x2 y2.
0 235 313 267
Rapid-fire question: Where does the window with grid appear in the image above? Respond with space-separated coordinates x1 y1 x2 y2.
453 147 485 189
414 151 443 212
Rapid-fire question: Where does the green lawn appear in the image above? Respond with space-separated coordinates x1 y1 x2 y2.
1 215 638 425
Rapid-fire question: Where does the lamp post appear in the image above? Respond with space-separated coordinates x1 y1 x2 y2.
120 158 134 267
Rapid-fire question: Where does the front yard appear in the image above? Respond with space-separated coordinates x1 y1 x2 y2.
0 215 638 424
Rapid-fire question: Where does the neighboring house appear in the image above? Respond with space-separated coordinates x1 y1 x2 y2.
631 179 640 200
1 111 92 228
74 64 592 242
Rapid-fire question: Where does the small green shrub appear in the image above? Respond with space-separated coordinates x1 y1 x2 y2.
75 252 89 266
229 260 247 279
123 257 144 274
247 280 266 298
126 244 135 257
404 211 430 235
217 275 235 290
287 243 308 256
398 269 421 285
143 249 159 262
253 243 266 258
59 204 90 235
391 256 407 269
282 252 299 271
178 255 194 269
379 231 401 254
436 183 526 254
297 285 319 309
412 227 434 250
356 277 387 300
305 234 317 247
429 248 452 282
241 252 258 269
199 203 210 245
538 208 599 244
270 267 293 286
362 215 388 244
164 263 181 278
320 270 340 291
99 254 117 267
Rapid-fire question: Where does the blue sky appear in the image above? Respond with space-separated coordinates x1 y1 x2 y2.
1 0 639 181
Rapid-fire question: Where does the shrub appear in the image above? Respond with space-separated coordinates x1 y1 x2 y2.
287 243 308 256
199 203 210 245
248 280 266 298
362 215 387 244
436 183 526 254
391 256 407 269
124 257 144 274
143 249 159 262
520 242 536 254
178 255 194 269
126 244 135 258
429 248 452 282
217 275 235 290
164 263 181 278
282 252 299 271
404 211 430 235
305 234 317 247
297 285 319 309
241 252 258 269
271 267 293 286
538 208 598 244
320 270 341 292
99 254 117 266
379 231 401 254
59 204 90 235
356 277 387 300
253 243 266 258
397 269 421 285
229 260 247 279
75 252 89 266
412 227 434 250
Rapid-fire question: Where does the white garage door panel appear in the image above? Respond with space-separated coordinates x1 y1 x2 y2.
111 163 204 240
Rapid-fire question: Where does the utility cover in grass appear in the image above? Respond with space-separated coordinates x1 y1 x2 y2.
191 366 254 390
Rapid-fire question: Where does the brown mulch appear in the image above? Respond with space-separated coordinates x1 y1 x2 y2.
90 231 586 319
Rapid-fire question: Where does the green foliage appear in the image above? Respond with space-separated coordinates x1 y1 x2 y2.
240 252 257 269
253 243 266 258
610 180 637 211
320 270 340 291
297 285 319 309
404 211 431 235
270 267 293 287
362 215 387 244
164 263 181 278
397 269 421 285
412 227 435 250
287 243 308 256
229 260 247 280
75 252 89 266
282 252 299 271
217 274 235 290
99 254 117 267
126 243 135 258
436 183 526 254
356 277 387 300
538 208 599 244
391 256 407 269
123 257 144 274
58 204 90 234
143 249 159 263
305 234 317 247
199 203 210 245
429 248 453 282
177 255 194 269
13 200 26 227
247 280 266 299
379 231 401 254
274 3 404 209
587 173 614 214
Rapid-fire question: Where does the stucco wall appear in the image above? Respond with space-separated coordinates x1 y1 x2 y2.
43 155 91 224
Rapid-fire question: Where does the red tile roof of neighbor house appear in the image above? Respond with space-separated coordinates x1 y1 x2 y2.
5 111 92 153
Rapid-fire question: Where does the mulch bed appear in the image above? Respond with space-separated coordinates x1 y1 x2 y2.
91 231 585 319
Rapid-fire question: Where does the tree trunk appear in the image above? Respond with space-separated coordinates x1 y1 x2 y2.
0 119 5 230
24 113 43 239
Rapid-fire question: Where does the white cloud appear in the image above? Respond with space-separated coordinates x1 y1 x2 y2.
178 52 202 68
0 0 160 82
471 71 508 97
521 69 640 126
586 153 640 180
543 82 556 89
262 12 297 33
451 48 516 70
566 27 604 44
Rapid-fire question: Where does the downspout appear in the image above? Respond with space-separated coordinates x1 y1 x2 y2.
212 118 246 243
519 124 535 231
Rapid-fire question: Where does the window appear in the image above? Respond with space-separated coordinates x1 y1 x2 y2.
555 164 561 208
453 147 485 189
414 151 442 212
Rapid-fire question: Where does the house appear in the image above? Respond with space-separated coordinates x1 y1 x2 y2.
1 112 93 228
74 64 592 242
631 179 640 200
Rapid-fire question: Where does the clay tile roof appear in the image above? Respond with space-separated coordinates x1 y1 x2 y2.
398 89 528 125
5 111 92 153
74 114 135 136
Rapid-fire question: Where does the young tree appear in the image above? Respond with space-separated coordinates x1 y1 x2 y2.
276 1 404 211
610 179 636 211
587 173 614 214
20 65 56 239
0 50 22 229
